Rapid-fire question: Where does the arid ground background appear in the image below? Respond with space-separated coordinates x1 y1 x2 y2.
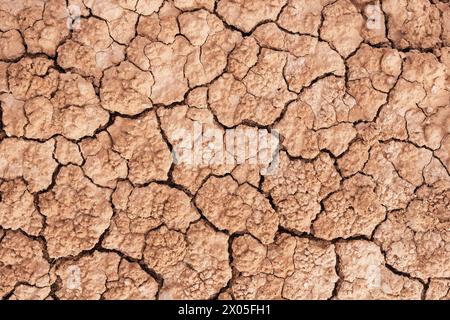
0 0 449 300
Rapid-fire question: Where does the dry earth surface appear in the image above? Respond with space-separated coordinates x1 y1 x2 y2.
0 0 449 300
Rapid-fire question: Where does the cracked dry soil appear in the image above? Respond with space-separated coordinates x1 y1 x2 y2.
0 0 449 300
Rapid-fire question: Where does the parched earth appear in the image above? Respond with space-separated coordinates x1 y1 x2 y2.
0 0 449 300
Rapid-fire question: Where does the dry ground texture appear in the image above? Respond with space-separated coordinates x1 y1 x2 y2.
0 0 449 300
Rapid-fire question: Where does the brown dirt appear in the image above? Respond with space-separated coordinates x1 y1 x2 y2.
0 0 449 300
